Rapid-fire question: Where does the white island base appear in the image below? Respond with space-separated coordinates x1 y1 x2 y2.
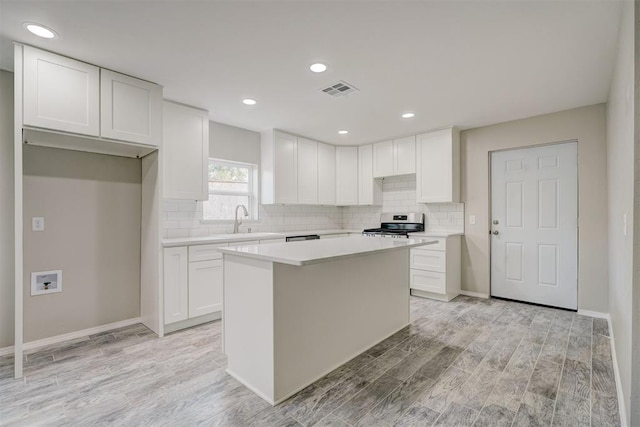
222 245 412 405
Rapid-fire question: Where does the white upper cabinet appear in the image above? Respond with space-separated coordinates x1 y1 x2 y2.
358 144 382 206
100 69 162 146
21 45 162 149
373 141 394 178
162 101 209 200
336 146 358 206
261 130 298 204
373 136 415 178
297 137 319 205
394 136 416 175
416 128 460 203
23 46 100 136
317 142 336 205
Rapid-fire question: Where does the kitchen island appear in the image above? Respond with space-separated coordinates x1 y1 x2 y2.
218 236 435 405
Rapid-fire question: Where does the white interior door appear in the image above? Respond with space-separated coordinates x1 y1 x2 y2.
490 142 578 310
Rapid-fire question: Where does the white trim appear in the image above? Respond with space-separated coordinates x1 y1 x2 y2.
606 314 628 427
163 312 221 334
576 309 609 319
460 290 490 299
0 317 141 356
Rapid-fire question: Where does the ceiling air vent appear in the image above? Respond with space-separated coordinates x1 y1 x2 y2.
321 80 359 97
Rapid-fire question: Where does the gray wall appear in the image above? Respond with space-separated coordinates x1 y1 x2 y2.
0 70 14 348
633 0 640 419
23 146 141 342
460 104 609 313
608 0 637 422
209 120 260 165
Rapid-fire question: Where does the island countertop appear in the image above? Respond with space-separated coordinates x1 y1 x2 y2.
217 235 436 266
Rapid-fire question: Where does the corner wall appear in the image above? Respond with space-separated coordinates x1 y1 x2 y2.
631 0 640 422
0 70 14 348
460 104 609 313
607 1 635 422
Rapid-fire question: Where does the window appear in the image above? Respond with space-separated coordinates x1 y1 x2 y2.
203 159 258 221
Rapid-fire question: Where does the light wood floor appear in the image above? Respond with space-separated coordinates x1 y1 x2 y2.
0 295 621 426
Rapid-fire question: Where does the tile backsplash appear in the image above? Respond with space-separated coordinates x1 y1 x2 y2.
342 175 465 233
162 174 464 238
162 201 342 238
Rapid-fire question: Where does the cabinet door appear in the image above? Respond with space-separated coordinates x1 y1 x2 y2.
163 247 188 324
336 146 358 205
416 128 459 203
358 144 382 205
162 101 209 200
317 143 336 205
373 141 394 178
410 270 447 294
274 131 298 204
297 138 318 205
23 46 100 136
394 136 416 175
101 69 162 146
188 259 223 318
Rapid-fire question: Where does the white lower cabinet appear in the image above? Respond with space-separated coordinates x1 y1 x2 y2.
188 259 223 318
410 236 461 301
164 243 226 329
163 247 189 324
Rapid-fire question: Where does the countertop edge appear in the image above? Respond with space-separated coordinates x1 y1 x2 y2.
161 230 362 247
162 230 464 247
218 239 437 266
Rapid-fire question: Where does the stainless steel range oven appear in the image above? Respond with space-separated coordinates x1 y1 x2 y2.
362 213 425 238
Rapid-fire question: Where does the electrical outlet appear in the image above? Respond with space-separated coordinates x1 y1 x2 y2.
32 217 44 232
469 215 476 225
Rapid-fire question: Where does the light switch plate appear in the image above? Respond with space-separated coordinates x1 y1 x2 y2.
469 215 476 225
32 217 44 231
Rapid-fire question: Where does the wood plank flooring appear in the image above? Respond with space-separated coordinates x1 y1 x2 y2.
0 295 621 426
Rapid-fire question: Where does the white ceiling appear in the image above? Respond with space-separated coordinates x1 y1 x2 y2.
0 0 623 145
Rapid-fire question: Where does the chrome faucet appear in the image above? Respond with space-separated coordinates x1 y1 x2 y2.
233 204 249 233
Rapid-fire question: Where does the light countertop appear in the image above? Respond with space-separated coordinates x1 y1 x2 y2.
217 236 437 266
411 231 464 238
162 229 362 247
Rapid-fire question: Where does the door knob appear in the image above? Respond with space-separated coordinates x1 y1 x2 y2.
492 230 499 235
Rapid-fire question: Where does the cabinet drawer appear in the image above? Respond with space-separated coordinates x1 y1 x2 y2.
228 240 260 246
410 249 446 272
410 270 446 294
188 243 227 262
418 237 446 251
260 238 287 244
320 234 348 239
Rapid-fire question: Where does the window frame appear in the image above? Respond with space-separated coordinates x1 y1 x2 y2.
201 158 259 222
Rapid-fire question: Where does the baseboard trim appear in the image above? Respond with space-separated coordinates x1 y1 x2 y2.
460 290 490 299
606 314 628 427
163 312 221 335
576 309 609 319
0 317 141 356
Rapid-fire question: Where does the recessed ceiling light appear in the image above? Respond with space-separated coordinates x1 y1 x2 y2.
242 98 257 105
338 130 348 135
310 63 327 73
401 112 415 119
23 23 58 39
